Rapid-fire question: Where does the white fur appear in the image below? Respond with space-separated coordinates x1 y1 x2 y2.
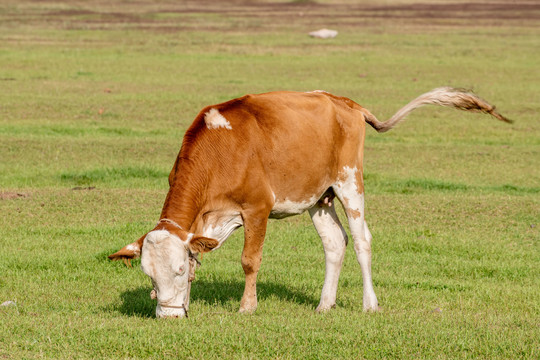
204 108 232 130
271 196 318 219
308 204 348 311
155 303 187 318
334 166 363 213
126 243 140 255
332 166 378 311
360 221 379 311
145 230 171 244
141 230 190 318
202 213 243 247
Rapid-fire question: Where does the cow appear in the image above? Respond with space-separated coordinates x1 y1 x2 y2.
109 87 510 318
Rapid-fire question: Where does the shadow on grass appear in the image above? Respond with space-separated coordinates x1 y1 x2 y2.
111 279 318 318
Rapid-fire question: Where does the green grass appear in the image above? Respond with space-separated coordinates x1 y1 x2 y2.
1 0 539 359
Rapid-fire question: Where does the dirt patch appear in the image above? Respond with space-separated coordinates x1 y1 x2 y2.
135 1 540 27
0 192 28 200
4 1 538 33
363 2 540 21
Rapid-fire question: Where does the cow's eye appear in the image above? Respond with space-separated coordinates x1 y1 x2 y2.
175 265 186 276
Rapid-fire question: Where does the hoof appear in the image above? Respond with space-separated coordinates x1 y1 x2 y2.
363 305 382 312
315 304 336 313
363 295 379 312
239 297 257 314
238 307 256 314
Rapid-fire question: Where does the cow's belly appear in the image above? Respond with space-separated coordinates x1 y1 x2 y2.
269 195 319 219
269 186 335 219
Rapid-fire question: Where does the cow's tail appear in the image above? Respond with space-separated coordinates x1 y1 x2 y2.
362 87 512 133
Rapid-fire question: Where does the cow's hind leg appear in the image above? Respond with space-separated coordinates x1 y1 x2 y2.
333 167 379 311
309 199 348 312
360 220 378 310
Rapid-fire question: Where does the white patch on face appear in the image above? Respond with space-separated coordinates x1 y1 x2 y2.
202 213 243 246
204 108 232 130
308 90 328 94
334 166 364 213
271 195 318 218
140 230 190 318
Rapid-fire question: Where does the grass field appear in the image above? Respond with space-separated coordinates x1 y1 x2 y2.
1 0 539 358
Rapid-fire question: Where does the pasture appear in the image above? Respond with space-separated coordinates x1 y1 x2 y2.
1 0 539 358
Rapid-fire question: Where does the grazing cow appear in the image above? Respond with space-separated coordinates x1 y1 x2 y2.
109 87 510 318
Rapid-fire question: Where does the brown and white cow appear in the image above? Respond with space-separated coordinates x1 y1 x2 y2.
109 87 510 318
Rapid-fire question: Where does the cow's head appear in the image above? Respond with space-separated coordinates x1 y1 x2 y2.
109 225 219 318
142 229 218 318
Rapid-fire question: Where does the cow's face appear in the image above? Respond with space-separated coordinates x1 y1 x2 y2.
140 229 218 318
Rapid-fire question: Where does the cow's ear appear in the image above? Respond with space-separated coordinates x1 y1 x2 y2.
188 236 219 254
108 233 146 266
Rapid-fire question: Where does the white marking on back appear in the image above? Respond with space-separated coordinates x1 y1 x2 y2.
204 108 232 130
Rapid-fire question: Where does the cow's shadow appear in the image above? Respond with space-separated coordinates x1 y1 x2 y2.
113 279 318 318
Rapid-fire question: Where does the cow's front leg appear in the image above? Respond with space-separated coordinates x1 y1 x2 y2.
239 213 269 314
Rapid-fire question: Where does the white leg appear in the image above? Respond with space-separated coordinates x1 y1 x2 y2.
308 202 348 312
333 168 379 311
354 217 378 311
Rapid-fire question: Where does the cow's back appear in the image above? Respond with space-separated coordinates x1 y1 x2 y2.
179 91 367 205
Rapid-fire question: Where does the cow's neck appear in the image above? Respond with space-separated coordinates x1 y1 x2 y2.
159 158 207 232
159 157 243 246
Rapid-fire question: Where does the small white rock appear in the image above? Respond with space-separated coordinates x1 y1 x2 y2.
309 28 338 39
1 301 16 307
